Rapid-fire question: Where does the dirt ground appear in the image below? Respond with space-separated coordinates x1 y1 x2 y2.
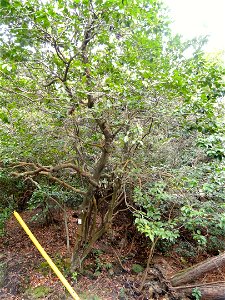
1 209 224 300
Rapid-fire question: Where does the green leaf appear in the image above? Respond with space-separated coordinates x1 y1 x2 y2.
0 0 10 7
0 112 10 124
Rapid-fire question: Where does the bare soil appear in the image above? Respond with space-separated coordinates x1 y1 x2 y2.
1 209 225 300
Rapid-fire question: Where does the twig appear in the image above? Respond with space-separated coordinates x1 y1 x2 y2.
139 237 159 291
111 247 128 272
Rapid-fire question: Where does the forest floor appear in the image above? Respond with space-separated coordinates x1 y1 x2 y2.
0 209 224 300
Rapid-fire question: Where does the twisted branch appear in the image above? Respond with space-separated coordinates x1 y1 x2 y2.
11 161 101 195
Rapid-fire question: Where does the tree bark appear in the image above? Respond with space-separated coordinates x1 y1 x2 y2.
171 251 225 287
173 282 225 300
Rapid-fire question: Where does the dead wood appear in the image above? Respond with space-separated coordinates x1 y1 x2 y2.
171 251 225 287
173 282 225 300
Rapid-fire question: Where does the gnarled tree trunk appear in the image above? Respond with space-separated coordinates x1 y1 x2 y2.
71 180 122 271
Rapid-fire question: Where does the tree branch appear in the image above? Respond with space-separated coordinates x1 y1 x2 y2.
43 78 59 87
12 167 48 178
40 171 86 195
50 163 99 187
11 161 101 195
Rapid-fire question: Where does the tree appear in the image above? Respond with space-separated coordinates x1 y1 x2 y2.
0 0 224 270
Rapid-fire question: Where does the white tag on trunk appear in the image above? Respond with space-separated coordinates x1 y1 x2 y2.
78 219 82 225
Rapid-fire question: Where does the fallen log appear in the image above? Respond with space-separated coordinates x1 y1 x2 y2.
173 282 225 300
171 251 225 287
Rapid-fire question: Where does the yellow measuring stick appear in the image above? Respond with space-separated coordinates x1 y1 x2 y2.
13 211 80 300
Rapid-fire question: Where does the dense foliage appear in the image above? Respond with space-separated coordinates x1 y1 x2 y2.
0 0 225 268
